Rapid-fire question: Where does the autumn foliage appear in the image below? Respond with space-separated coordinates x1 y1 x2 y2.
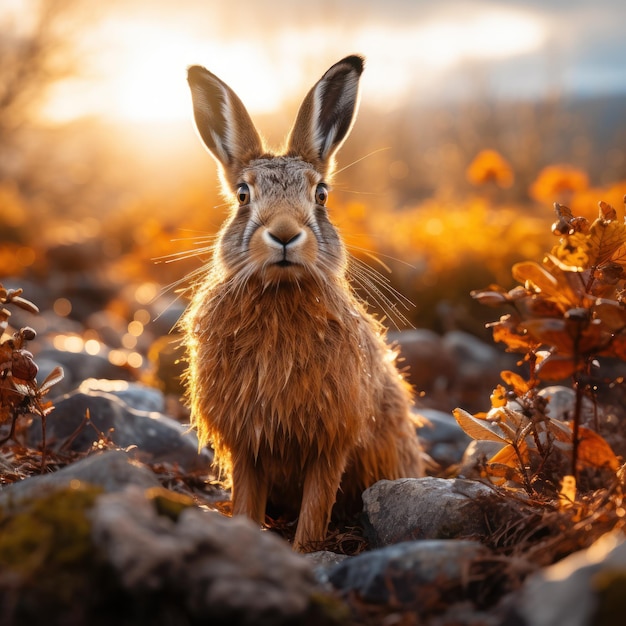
455 200 626 496
0 286 63 450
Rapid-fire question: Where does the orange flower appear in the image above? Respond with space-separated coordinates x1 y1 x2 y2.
530 164 589 203
466 150 514 188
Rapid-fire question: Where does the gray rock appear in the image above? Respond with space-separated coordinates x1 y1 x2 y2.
511 531 626 626
27 389 211 471
458 439 506 479
36 348 133 395
391 328 456 396
328 539 493 612
442 330 515 413
84 309 128 349
91 488 333 625
362 477 494 547
539 385 596 423
78 378 166 413
416 408 472 467
305 551 350 584
443 330 499 366
305 550 350 569
0 450 160 507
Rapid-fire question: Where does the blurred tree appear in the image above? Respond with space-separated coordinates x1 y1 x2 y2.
0 0 78 182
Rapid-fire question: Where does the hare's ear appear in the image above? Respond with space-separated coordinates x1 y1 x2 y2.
288 55 364 175
187 65 263 182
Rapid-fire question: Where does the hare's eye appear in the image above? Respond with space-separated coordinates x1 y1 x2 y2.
315 183 328 206
236 183 250 206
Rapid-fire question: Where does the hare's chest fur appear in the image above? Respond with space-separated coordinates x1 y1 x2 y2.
187 280 377 459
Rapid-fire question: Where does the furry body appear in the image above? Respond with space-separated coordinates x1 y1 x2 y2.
182 55 423 551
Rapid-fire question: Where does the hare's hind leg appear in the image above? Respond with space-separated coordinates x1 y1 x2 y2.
231 456 268 526
293 454 347 552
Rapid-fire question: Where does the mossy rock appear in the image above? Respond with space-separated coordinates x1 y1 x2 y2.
0 482 127 624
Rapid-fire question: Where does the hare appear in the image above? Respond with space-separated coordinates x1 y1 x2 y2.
181 55 423 552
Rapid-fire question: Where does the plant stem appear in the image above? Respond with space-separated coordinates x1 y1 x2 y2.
572 376 583 484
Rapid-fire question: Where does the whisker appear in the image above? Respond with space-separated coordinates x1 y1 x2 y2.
152 231 218 265
346 243 416 271
333 147 391 177
347 257 414 330
350 257 413 309
154 247 214 264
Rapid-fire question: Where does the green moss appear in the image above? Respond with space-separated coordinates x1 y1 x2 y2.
592 568 626 626
145 485 195 521
0 482 103 614
307 591 351 626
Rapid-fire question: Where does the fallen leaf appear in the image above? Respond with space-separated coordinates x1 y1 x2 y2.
453 408 509 443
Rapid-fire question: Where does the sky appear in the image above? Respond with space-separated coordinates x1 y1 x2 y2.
7 0 626 123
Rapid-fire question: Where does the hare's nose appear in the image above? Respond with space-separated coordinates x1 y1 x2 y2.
263 218 306 249
266 230 303 247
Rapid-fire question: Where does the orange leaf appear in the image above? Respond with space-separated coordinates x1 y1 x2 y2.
611 241 626 270
586 217 626 267
521 318 574 353
577 425 620 471
598 200 618 221
535 354 580 381
512 261 560 295
453 408 509 443
471 290 509 306
550 235 590 271
488 443 523 467
484 461 523 485
602 335 626 360
490 384 508 408
517 294 565 318
491 318 538 352
500 370 531 395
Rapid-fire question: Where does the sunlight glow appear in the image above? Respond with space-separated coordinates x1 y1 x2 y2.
40 7 547 123
43 20 285 123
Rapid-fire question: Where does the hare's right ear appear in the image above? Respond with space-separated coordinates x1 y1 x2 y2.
288 55 364 176
187 66 263 185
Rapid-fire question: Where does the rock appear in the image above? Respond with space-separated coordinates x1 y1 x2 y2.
305 550 350 570
36 348 134 395
90 488 337 625
442 330 514 413
539 385 596 423
443 329 500 366
327 539 495 613
0 450 160 507
416 408 471 467
390 329 456 398
362 477 494 547
458 440 506 479
0 480 340 625
46 238 107 274
26 389 211 472
84 309 129 349
305 551 350 584
510 531 626 626
78 378 166 413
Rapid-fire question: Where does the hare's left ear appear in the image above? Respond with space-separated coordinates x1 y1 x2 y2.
287 55 364 175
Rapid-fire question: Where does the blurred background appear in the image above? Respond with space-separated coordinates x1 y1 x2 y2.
2 0 626 390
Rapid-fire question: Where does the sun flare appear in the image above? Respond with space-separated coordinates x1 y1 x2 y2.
40 7 547 124
42 21 287 123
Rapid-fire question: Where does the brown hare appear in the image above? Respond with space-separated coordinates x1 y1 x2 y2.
181 55 423 552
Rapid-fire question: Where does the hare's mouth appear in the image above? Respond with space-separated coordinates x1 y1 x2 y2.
262 259 309 284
